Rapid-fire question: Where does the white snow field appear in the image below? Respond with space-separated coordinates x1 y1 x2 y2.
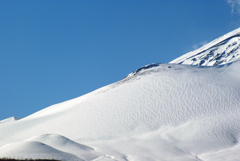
0 28 240 161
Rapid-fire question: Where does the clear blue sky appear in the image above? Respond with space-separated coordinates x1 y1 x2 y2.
0 0 239 120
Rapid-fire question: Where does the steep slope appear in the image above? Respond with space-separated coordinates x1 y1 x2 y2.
170 27 240 66
1 28 240 161
0 61 239 161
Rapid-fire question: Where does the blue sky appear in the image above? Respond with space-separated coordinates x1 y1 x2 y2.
0 0 239 120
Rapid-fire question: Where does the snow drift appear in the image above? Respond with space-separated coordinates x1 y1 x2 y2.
0 28 240 161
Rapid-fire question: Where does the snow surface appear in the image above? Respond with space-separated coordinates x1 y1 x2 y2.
170 27 240 66
0 28 240 161
0 117 22 124
0 141 82 161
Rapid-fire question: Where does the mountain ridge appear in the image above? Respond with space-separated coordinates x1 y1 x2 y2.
0 28 240 161
170 27 240 66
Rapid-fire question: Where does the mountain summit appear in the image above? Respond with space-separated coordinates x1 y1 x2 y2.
0 28 240 161
170 27 240 66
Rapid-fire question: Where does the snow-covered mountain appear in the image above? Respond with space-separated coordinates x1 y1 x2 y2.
170 27 240 66
0 28 240 161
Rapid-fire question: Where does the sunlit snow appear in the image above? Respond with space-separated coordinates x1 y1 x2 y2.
0 28 240 161
170 27 240 66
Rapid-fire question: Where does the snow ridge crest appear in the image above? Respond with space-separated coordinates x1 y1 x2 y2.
170 27 240 66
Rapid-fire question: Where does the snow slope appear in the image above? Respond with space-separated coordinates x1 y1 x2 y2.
0 141 82 161
0 61 239 160
0 117 21 124
0 28 240 161
170 27 240 66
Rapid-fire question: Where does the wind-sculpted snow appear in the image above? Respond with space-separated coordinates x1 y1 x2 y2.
0 141 82 161
170 28 240 66
0 134 113 161
1 28 240 161
0 60 239 160
27 134 102 160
